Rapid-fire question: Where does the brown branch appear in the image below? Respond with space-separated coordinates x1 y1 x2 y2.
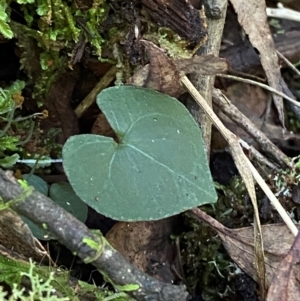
0 169 188 301
187 0 228 158
212 88 291 168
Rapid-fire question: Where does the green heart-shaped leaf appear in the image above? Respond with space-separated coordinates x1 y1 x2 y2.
63 86 217 221
20 177 87 240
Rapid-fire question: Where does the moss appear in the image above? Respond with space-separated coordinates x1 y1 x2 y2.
2 0 109 103
144 27 193 59
180 177 258 300
0 257 136 301
180 213 236 300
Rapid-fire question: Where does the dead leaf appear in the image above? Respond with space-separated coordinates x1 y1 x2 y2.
175 55 228 77
228 138 267 299
191 207 299 289
128 40 183 97
229 0 284 126
182 76 266 298
69 36 86 68
267 230 300 301
128 40 228 97
91 113 115 138
106 217 181 283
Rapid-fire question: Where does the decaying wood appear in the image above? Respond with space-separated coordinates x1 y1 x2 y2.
140 0 207 44
0 209 47 262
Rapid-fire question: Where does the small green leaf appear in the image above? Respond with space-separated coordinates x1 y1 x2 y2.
0 11 7 21
0 136 19 151
40 52 53 70
9 80 26 94
21 181 87 240
0 19 13 39
0 4 13 40
0 153 19 168
36 4 49 16
20 175 51 240
0 254 25 285
23 7 34 25
17 0 35 4
23 174 48 195
63 86 217 221
0 80 25 114
49 182 88 223
21 215 53 240
82 237 99 250
114 283 139 292
17 179 29 189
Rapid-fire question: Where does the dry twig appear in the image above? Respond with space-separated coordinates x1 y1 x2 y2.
187 0 228 157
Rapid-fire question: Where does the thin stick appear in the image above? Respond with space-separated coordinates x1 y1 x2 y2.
212 88 291 168
238 139 278 171
247 159 298 236
216 73 300 108
75 65 117 118
266 5 300 22
181 75 298 236
277 50 300 77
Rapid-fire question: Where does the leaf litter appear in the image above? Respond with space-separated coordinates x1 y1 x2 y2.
191 207 300 291
229 0 285 126
2 0 300 300
267 229 300 301
119 8 299 298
